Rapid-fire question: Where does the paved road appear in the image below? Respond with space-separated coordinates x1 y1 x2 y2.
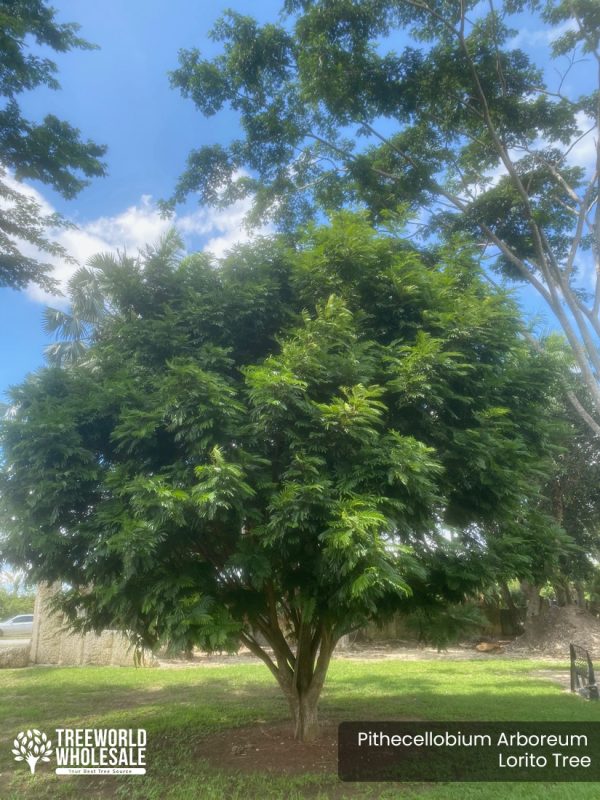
0 637 30 648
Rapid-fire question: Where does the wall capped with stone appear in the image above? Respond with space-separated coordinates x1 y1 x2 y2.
30 584 151 667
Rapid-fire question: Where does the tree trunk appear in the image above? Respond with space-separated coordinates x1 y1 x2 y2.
499 581 516 610
284 624 336 741
553 581 568 607
288 689 321 742
564 583 574 605
240 612 337 743
521 581 542 619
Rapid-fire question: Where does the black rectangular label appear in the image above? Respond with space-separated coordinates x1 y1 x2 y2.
338 722 600 781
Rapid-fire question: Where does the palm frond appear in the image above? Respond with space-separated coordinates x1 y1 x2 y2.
44 340 89 368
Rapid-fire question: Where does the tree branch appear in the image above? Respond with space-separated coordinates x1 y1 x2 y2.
239 632 280 681
565 390 600 438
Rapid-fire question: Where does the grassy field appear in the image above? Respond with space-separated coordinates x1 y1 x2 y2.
0 657 599 799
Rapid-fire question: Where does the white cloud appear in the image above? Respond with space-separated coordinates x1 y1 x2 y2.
84 195 171 253
508 19 577 50
24 225 112 307
1 171 54 215
178 196 264 258
5 177 271 307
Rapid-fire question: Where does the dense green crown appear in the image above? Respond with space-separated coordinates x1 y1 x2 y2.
0 218 561 649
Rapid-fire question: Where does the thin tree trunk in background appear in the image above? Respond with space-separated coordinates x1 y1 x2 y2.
521 580 542 619
499 581 516 610
553 582 568 607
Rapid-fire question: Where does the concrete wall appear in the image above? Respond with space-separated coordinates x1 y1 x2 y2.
0 644 30 668
29 583 151 667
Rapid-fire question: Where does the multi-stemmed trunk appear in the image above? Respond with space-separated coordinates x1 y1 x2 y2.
281 628 336 741
240 603 338 742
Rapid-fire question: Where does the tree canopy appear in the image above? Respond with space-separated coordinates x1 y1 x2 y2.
0 217 563 739
0 0 106 291
166 0 600 433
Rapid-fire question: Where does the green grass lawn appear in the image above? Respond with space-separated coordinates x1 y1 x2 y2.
0 657 598 799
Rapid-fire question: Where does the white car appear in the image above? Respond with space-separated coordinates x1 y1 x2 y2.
0 614 34 637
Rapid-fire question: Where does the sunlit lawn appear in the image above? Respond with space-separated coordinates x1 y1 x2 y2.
0 657 598 799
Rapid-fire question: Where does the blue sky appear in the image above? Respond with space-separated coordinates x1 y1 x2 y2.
0 1 594 397
1 0 283 394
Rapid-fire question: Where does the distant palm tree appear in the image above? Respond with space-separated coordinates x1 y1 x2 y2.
43 229 183 367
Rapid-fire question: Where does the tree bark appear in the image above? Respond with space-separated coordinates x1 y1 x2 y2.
242 615 337 742
288 688 321 742
499 581 516 610
285 624 336 741
521 580 542 618
553 579 577 606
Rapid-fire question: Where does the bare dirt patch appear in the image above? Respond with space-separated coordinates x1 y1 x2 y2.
195 720 339 775
334 641 514 661
158 640 539 669
158 640 564 669
506 606 600 658
529 669 571 691
156 649 261 668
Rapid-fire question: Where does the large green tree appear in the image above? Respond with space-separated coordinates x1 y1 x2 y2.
166 0 600 433
0 0 106 291
0 217 561 739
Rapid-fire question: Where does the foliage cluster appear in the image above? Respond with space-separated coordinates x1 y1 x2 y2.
0 0 106 290
0 215 564 737
167 0 600 431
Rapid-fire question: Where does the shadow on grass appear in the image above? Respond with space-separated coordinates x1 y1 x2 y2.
0 663 590 722
0 660 595 758
2 662 600 800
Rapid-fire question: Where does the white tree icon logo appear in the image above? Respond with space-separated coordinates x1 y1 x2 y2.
12 729 53 774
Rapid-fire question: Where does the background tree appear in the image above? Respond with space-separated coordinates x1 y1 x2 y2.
0 0 106 291
0 585 34 620
489 337 600 619
0 216 563 740
536 338 600 607
166 0 600 432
